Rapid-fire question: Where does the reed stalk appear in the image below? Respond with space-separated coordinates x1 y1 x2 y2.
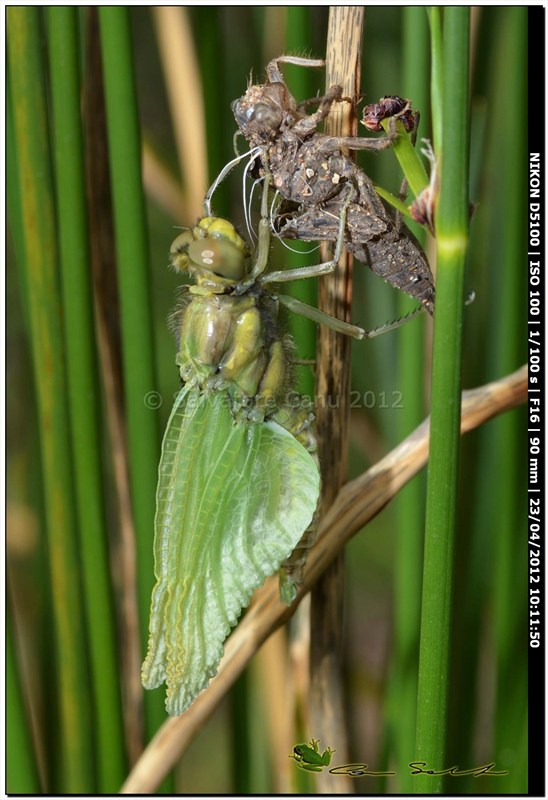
98 9 166 748
310 8 364 793
414 8 470 794
8 7 95 791
47 9 127 789
385 7 430 793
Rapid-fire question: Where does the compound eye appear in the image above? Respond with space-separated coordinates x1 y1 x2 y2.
169 230 194 271
250 102 282 130
187 238 245 281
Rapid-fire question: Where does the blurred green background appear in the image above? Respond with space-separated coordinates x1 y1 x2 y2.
7 6 528 794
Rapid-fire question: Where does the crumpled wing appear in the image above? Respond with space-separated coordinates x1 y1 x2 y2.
142 386 320 715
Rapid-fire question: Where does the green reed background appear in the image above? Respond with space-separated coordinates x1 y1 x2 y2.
7 7 527 794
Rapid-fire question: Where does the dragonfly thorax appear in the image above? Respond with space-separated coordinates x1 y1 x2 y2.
176 283 290 418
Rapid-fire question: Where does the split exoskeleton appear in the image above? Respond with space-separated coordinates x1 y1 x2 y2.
230 55 435 314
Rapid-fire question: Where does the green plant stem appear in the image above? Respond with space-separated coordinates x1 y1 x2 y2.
488 8 528 791
380 119 429 199
98 7 166 746
427 8 443 152
47 8 127 791
414 8 470 794
386 7 430 793
7 619 41 793
7 7 95 791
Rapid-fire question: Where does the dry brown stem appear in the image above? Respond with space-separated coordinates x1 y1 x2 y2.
311 8 364 792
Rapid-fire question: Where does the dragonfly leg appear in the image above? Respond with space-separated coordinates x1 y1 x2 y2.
260 183 355 285
241 171 273 285
409 109 420 146
266 55 325 83
277 294 366 339
278 295 426 340
393 176 409 235
320 109 415 155
291 85 345 138
296 90 347 114
393 110 420 234
265 58 346 140
320 124 398 155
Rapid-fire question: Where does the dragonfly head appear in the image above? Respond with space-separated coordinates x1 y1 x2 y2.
232 81 297 145
170 217 249 286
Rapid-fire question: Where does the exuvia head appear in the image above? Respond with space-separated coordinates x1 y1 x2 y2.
232 82 297 144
